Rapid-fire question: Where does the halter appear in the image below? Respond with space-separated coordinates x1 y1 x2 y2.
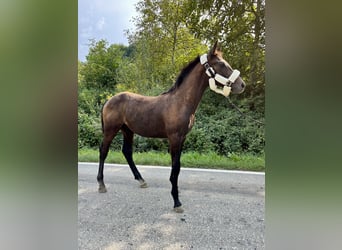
200 53 240 97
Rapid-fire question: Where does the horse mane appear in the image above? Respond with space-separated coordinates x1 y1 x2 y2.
161 56 200 95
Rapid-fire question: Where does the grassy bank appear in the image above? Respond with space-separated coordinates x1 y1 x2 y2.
78 148 265 172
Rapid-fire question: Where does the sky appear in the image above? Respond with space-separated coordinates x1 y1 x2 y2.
78 0 139 62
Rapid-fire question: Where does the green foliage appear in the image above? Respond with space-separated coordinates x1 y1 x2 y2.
192 93 265 155
128 0 208 93
80 40 128 90
134 136 169 153
183 128 214 153
186 0 265 111
78 110 101 148
78 40 136 148
78 0 265 156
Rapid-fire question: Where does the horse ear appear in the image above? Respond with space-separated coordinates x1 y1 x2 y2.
209 40 221 56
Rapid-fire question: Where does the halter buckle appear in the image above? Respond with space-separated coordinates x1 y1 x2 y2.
204 64 215 78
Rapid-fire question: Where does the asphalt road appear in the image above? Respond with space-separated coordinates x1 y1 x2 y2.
78 163 265 250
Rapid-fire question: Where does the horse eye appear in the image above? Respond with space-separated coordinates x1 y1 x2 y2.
217 62 229 71
217 61 225 66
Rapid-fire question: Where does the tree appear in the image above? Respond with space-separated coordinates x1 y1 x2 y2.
78 0 265 154
80 39 128 90
78 41 133 148
127 0 207 93
185 0 265 112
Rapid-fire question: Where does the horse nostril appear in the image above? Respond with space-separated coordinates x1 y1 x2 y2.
241 82 245 89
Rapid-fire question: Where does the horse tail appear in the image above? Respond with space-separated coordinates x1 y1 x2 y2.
100 100 108 134
101 111 104 134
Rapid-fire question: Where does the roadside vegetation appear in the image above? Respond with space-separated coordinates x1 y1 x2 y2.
78 148 265 172
78 0 265 171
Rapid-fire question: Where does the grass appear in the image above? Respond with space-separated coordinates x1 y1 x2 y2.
78 148 265 172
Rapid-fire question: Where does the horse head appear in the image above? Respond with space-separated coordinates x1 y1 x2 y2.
201 41 246 96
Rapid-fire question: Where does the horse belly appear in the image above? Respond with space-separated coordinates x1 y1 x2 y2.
124 104 167 138
126 115 167 138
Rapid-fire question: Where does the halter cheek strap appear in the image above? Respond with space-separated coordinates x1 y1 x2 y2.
200 53 240 97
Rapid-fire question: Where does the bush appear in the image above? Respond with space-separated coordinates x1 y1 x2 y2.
78 105 265 155
193 96 265 155
78 111 102 148
183 128 214 153
134 136 169 152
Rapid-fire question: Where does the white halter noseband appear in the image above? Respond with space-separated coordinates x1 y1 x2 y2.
200 54 240 97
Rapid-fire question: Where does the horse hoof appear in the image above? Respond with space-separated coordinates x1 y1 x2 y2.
98 185 107 193
139 180 148 188
173 206 184 213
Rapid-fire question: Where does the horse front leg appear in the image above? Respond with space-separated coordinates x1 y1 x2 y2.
169 136 185 213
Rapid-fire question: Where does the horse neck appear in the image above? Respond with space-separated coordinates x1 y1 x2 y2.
173 63 208 113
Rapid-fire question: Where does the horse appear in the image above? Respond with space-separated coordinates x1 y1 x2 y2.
97 41 245 213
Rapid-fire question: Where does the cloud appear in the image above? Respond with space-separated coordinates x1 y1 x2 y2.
96 17 105 30
80 26 93 39
78 0 139 61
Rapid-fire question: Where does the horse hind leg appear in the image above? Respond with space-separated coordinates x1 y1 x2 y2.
97 127 119 193
121 125 147 188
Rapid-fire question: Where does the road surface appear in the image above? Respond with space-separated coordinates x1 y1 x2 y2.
78 163 265 250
